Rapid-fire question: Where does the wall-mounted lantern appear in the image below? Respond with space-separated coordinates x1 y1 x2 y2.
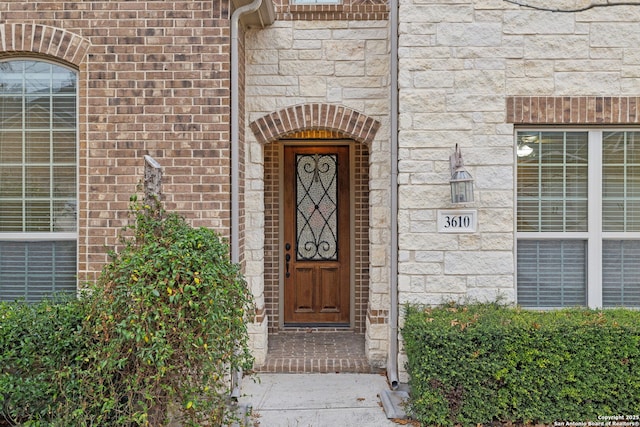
449 144 474 204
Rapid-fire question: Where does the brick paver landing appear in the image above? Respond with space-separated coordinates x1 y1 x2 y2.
256 331 381 374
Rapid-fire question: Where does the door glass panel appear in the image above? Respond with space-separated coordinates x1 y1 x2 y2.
295 153 338 261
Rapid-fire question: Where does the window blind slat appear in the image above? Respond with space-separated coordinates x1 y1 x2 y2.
0 240 76 302
517 240 587 308
603 240 640 307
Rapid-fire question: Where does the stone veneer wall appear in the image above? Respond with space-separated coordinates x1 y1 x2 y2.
397 0 640 381
244 18 390 367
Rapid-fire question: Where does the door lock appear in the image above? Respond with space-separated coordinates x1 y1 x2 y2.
285 243 291 278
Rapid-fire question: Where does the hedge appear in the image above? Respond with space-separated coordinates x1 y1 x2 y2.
403 303 640 426
0 297 90 426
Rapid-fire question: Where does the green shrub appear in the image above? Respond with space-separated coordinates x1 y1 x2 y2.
0 296 90 426
0 200 254 426
403 302 640 426
77 200 254 426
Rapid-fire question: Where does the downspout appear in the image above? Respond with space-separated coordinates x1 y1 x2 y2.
231 0 262 264
387 0 400 390
230 0 263 399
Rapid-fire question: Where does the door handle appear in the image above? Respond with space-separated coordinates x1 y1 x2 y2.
285 253 291 278
285 243 291 278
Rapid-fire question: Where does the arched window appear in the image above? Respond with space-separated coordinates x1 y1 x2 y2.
0 59 77 302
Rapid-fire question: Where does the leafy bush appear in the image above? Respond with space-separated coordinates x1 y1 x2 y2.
0 200 254 426
0 297 90 426
403 303 640 426
77 200 254 426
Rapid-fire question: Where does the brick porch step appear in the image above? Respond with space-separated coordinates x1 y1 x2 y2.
255 331 382 374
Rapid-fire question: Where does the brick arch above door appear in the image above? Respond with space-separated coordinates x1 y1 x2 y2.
0 23 90 66
249 103 381 147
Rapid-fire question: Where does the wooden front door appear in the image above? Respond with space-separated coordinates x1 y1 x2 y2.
283 145 350 325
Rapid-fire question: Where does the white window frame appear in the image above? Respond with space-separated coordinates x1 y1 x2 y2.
0 58 79 301
516 128 640 309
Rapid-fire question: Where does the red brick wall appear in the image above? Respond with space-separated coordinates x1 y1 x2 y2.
0 2 235 281
273 0 388 21
507 96 640 124
263 142 279 330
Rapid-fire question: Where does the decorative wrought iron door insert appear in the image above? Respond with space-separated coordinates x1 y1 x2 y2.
295 153 338 261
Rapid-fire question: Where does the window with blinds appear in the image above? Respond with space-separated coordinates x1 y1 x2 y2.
517 130 640 308
0 241 76 302
603 240 640 307
517 132 588 233
0 60 77 302
603 131 640 232
517 240 586 307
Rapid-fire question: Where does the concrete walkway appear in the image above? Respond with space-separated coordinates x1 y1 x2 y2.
237 373 403 427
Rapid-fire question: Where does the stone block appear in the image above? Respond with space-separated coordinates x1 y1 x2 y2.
444 251 514 275
299 76 327 97
279 59 334 76
524 35 589 59
473 274 516 289
336 61 365 77
415 4 474 23
247 25 292 50
474 165 514 189
247 49 278 65
400 90 446 112
367 323 389 342
446 93 504 112
324 39 365 61
506 76 555 95
478 208 514 233
591 23 640 47
478 190 513 208
555 72 620 96
413 70 454 88
578 4 640 23
436 23 502 47
333 28 388 41
453 70 506 94
621 78 640 94
294 20 348 30
366 56 389 77
293 28 332 40
248 316 269 367
503 10 575 35
424 276 467 294
412 112 474 131
245 74 298 86
480 233 514 251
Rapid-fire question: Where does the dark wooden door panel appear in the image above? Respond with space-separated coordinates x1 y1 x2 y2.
283 145 350 325
318 266 340 313
292 266 314 312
